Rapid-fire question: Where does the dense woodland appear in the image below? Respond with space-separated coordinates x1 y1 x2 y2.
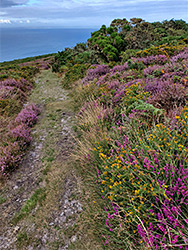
0 18 188 249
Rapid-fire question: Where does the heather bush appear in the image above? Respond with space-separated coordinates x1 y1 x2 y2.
0 86 26 102
143 65 163 76
147 81 188 112
82 64 110 84
75 43 188 249
0 104 40 176
15 104 40 127
10 124 32 145
89 108 188 249
110 63 129 74
143 61 188 83
131 54 169 65
0 78 32 93
19 57 52 70
0 64 42 175
170 48 188 62
0 142 21 174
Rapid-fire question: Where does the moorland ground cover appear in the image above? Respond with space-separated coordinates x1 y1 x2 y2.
53 18 188 249
0 56 52 175
0 18 188 250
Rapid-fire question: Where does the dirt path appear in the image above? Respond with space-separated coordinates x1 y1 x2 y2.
0 70 100 250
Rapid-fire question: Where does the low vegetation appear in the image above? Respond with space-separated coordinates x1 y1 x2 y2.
53 18 188 249
0 57 52 175
1 17 188 249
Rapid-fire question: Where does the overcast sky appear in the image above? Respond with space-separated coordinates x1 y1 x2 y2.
0 0 188 28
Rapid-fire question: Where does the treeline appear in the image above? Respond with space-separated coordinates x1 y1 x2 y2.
52 18 188 73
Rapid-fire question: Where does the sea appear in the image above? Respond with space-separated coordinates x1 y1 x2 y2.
0 28 96 62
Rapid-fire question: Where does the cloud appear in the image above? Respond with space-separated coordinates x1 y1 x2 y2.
0 19 11 23
1 0 28 8
1 0 188 27
0 18 31 25
1 0 17 7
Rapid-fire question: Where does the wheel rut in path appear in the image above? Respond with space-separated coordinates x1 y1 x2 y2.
0 69 83 250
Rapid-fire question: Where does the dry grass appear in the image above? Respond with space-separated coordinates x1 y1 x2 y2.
73 98 106 164
70 79 97 111
0 117 11 146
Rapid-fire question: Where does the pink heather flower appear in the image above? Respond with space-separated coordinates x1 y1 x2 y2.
15 104 40 127
10 124 32 144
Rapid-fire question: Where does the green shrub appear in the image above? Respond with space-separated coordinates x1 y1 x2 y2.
63 64 90 88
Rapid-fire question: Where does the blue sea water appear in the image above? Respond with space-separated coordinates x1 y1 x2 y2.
0 28 95 62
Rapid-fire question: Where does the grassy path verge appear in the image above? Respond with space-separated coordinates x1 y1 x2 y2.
0 69 103 250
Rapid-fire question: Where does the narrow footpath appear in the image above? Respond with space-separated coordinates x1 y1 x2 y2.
0 70 102 250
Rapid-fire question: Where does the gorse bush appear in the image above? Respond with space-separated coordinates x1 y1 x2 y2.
92 120 188 249
63 63 90 88
136 44 186 58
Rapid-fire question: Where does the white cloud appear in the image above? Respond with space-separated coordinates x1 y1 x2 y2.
0 18 31 24
1 0 187 27
70 0 167 7
0 11 7 15
15 19 31 23
0 19 11 23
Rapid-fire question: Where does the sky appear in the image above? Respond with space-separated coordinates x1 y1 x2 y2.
0 0 188 28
